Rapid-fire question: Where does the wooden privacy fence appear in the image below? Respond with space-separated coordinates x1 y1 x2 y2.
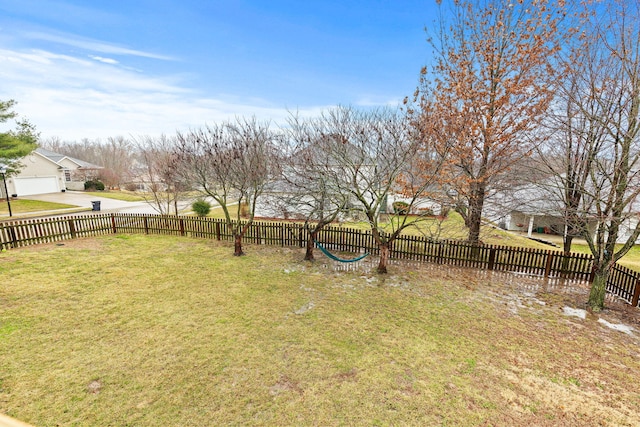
1 213 639 307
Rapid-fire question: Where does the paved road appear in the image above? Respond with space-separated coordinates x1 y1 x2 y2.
10 191 192 217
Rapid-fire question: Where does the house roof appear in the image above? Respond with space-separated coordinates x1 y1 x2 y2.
35 147 103 169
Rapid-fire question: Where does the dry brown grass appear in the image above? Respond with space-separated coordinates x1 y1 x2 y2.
1 235 639 426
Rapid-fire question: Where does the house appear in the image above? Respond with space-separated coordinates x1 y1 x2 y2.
487 180 582 236
2 148 102 196
485 179 640 244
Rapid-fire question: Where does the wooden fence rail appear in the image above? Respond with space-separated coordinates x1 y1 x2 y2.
1 213 638 307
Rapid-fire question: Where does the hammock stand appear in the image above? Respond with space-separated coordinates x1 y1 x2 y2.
314 240 370 263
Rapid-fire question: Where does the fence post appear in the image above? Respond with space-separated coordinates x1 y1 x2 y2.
632 278 640 307
215 222 221 241
110 214 117 234
68 218 77 239
144 216 149 234
281 222 285 247
298 224 304 248
544 252 554 278
487 247 496 271
9 225 17 248
179 218 185 236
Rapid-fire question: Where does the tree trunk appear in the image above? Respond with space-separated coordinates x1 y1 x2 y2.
466 183 486 245
563 235 574 256
233 234 244 256
559 234 575 276
304 231 317 261
467 205 483 245
588 261 610 311
377 243 389 274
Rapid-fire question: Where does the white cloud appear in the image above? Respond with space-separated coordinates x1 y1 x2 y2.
0 47 328 141
355 96 403 108
89 55 119 65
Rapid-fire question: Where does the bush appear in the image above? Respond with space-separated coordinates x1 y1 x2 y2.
192 199 212 217
84 180 105 191
418 207 435 216
392 201 410 215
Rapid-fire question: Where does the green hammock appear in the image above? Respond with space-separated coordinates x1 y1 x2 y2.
314 240 370 263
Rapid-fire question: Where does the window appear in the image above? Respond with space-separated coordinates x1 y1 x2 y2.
64 170 71 182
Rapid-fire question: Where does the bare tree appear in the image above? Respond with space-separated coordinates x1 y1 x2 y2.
275 113 352 261
411 0 564 244
175 118 276 256
134 135 189 216
306 106 442 273
41 136 134 188
553 0 640 311
534 71 607 255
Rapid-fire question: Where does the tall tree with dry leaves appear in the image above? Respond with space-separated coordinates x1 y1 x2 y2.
411 0 564 244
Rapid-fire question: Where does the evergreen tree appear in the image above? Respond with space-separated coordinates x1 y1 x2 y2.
0 99 38 174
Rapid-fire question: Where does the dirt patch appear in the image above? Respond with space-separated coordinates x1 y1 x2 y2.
86 379 102 394
269 375 303 396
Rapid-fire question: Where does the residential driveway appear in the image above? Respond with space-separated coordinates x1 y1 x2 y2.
19 191 160 215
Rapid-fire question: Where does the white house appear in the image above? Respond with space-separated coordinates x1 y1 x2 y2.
3 148 102 196
488 179 640 244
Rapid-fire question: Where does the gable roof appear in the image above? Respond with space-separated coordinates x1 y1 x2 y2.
35 147 103 169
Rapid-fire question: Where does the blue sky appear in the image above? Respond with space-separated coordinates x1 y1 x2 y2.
0 0 435 141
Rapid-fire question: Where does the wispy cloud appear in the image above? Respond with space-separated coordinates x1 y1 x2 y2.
24 31 175 61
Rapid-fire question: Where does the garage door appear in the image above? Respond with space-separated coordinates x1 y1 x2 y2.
14 177 60 196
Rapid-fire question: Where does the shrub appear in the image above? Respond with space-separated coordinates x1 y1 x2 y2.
392 201 410 215
418 207 435 216
84 180 105 191
192 199 212 217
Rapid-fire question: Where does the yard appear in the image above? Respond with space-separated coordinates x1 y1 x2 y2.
0 199 77 216
1 235 639 426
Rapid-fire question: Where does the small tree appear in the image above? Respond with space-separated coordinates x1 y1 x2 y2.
277 113 352 261
175 118 276 256
135 135 188 216
307 106 443 273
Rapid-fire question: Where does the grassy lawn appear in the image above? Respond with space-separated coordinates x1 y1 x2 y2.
84 190 147 202
0 199 77 216
568 243 640 272
1 235 639 426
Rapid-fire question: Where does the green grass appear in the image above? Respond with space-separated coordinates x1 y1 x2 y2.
0 199 77 215
1 235 638 426
84 190 146 202
569 243 640 272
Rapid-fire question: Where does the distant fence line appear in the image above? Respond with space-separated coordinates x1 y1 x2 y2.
1 213 639 308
